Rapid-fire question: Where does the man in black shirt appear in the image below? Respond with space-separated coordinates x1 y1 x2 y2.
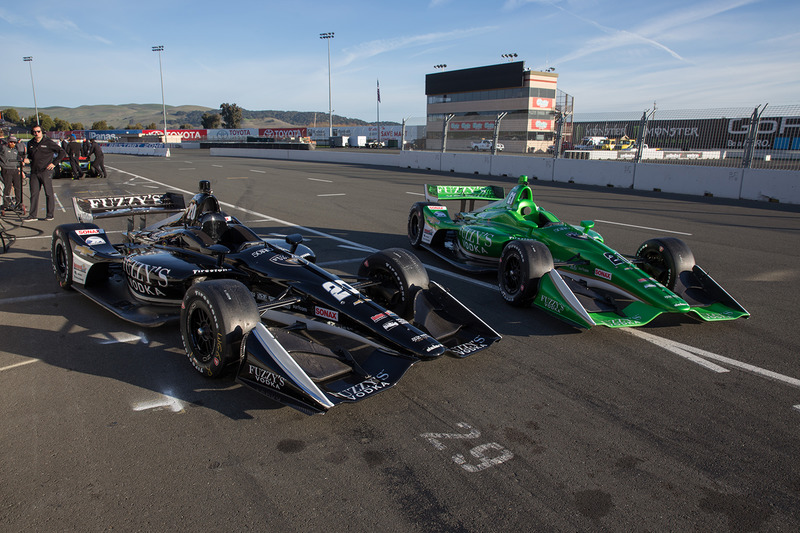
22 126 66 221
87 138 106 178
66 134 84 179
1 137 24 212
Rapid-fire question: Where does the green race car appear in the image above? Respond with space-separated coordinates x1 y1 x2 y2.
55 156 95 179
407 175 748 329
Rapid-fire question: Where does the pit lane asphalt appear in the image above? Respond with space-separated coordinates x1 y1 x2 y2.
2 151 799 531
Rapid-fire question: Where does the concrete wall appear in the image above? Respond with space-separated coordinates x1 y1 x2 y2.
207 146 800 205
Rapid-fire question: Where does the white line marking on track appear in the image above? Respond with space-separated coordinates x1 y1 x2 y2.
211 164 223 167
93 332 149 345
794 405 800 412
178 168 196 171
623 328 728 373
249 169 266 173
406 191 424 196
0 294 59 305
594 220 692 236
623 328 800 389
317 193 346 197
0 359 39 372
308 177 332 182
338 244 375 252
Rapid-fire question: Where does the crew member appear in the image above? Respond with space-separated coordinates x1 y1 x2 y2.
66 134 83 179
0 137 24 212
23 126 66 221
87 138 106 178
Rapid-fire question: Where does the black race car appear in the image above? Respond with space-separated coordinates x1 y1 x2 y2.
51 181 500 414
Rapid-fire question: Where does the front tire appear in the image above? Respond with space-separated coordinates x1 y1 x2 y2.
636 238 695 290
180 280 260 378
498 240 553 306
358 248 429 319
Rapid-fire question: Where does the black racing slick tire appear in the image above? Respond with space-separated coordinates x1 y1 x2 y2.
407 202 441 248
51 223 98 289
358 248 430 319
498 240 554 306
180 279 260 378
51 228 74 289
636 237 695 291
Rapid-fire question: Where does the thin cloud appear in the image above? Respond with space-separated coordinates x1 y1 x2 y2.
36 16 112 45
339 26 498 67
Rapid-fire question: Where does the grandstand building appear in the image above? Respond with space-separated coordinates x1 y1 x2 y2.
425 61 561 153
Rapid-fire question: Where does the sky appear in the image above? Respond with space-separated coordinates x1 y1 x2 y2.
1 0 798 124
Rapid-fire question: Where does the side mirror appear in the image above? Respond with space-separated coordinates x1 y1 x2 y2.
207 244 230 266
285 233 303 254
580 220 595 230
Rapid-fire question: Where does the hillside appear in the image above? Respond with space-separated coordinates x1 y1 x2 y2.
1 104 381 129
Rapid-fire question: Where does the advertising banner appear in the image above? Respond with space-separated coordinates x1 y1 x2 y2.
207 128 259 140
258 128 308 138
143 129 207 140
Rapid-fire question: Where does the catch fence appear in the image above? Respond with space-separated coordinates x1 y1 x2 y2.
562 104 800 171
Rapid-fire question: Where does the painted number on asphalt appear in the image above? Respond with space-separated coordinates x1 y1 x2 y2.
420 422 513 472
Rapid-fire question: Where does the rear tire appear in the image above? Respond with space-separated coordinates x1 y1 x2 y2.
498 240 553 306
51 228 73 289
358 248 430 319
636 238 695 290
407 202 441 248
180 279 260 378
51 223 98 289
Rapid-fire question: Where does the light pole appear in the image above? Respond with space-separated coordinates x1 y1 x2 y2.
152 45 168 143
23 56 39 126
320 32 334 140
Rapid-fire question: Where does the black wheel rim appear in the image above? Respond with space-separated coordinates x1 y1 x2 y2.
368 268 401 309
188 307 215 362
502 254 522 295
641 250 669 284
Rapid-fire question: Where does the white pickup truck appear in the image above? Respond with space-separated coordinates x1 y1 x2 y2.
471 139 504 152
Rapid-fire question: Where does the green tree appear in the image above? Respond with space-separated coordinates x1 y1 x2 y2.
71 122 85 131
146 122 158 130
219 103 242 129
179 123 192 129
201 112 221 129
2 108 22 124
91 120 110 130
54 118 71 131
24 113 54 131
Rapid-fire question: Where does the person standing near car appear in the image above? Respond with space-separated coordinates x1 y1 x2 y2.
87 138 106 178
66 134 84 179
0 137 25 212
23 126 65 221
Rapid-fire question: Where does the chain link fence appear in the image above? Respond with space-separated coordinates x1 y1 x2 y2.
559 104 800 171
424 103 800 172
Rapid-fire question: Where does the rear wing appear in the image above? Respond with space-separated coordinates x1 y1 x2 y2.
424 184 505 212
73 192 186 225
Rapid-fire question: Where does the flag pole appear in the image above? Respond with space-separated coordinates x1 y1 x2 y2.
377 79 381 146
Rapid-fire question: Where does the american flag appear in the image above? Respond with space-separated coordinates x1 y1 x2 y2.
377 79 381 103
